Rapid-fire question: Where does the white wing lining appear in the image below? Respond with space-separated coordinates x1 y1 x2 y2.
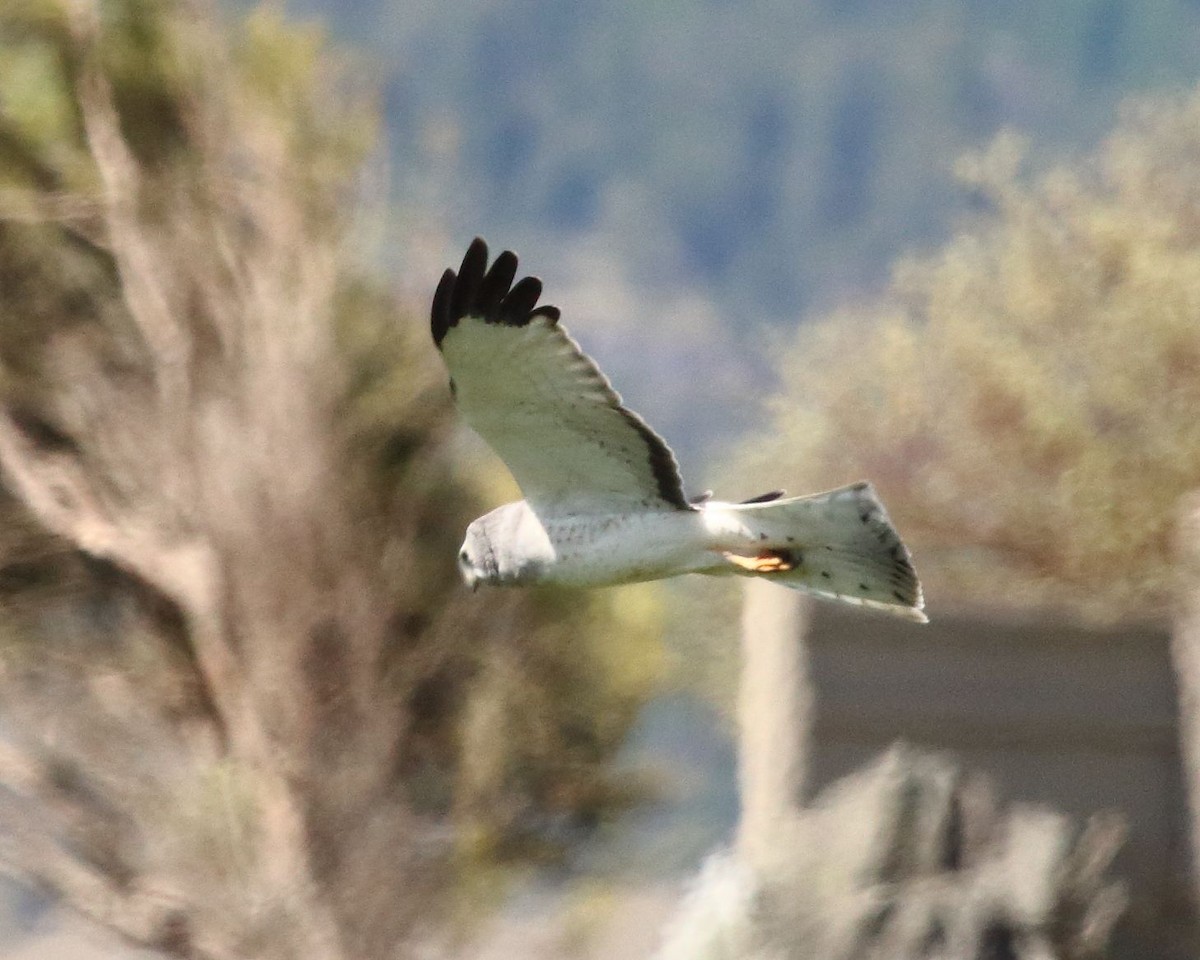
432 239 693 514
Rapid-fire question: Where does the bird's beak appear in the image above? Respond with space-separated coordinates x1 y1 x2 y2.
471 577 479 594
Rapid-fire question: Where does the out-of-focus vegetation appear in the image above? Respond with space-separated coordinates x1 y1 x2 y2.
0 1 663 956
656 745 1126 960
736 87 1200 622
283 0 1200 323
261 0 1200 489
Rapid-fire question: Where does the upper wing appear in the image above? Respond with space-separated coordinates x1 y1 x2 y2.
431 238 692 514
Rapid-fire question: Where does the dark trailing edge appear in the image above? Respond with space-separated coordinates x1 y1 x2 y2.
431 237 562 348
614 408 693 511
740 489 785 504
431 238 694 512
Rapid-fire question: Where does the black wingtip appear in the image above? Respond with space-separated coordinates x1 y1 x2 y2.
431 269 457 347
478 250 518 316
450 238 488 322
500 275 543 323
430 238 561 347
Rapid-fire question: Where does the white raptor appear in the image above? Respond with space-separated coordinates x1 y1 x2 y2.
431 238 925 622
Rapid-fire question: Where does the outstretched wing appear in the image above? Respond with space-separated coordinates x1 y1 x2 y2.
431 238 692 515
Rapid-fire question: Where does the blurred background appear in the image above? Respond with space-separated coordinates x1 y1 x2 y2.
0 0 1199 957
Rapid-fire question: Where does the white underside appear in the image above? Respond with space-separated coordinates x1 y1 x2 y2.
534 504 725 586
494 484 925 622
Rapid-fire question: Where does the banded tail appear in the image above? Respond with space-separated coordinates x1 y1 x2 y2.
705 482 926 622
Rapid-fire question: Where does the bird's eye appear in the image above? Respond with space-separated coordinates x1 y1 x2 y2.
459 550 469 562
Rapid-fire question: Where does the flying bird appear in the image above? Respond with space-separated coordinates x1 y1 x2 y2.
431 238 925 622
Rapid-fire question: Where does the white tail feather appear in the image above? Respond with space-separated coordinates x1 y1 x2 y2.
704 482 926 622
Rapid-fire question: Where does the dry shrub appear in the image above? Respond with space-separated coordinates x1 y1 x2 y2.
657 746 1126 960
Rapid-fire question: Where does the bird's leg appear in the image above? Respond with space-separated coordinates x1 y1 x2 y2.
724 549 795 573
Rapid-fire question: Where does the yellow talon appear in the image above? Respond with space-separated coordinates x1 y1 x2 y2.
725 550 795 573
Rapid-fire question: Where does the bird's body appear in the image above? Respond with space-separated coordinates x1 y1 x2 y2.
432 238 926 622
466 500 706 587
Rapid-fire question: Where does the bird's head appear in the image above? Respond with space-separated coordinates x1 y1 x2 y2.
458 503 551 590
457 523 497 591
456 543 480 591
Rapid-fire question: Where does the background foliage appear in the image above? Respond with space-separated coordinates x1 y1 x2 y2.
734 91 1200 621
258 0 1200 474
0 1 663 955
279 0 1200 316
0 0 1198 957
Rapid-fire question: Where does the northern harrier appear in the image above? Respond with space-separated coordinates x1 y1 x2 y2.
431 238 925 621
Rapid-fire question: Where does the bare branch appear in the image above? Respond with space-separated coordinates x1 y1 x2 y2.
0 735 208 958
0 409 261 755
0 840 216 960
0 189 108 249
64 0 191 393
0 409 206 612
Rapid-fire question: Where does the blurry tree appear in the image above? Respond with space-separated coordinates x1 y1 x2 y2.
0 1 662 958
285 0 1200 476
326 0 1200 322
735 86 1200 919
